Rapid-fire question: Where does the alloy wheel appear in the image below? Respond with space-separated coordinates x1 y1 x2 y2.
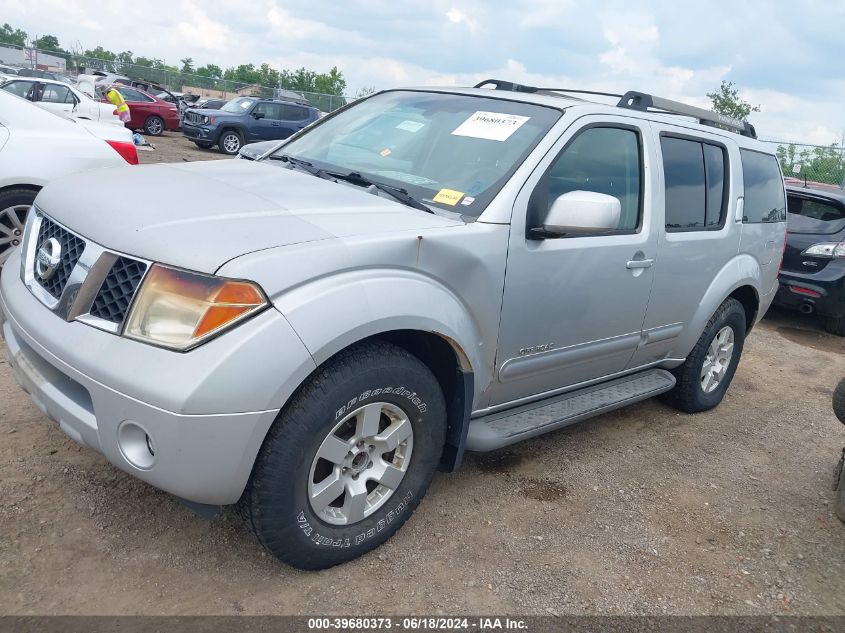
0 204 30 266
700 325 735 393
222 133 240 153
308 402 414 525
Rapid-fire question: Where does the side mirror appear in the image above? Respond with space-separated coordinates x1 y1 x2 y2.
252 111 265 120
539 190 621 236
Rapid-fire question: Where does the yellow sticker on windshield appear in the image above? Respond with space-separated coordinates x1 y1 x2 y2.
433 188 464 206
380 148 392 157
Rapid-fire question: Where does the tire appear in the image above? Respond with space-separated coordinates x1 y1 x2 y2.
144 115 165 136
194 141 213 150
661 298 747 413
822 316 845 337
0 188 37 268
218 130 243 155
835 450 845 524
237 340 446 570
833 378 845 424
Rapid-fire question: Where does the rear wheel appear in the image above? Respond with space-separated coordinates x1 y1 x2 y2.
832 378 845 424
237 340 446 569
822 316 845 337
144 115 164 136
0 188 37 267
662 298 747 413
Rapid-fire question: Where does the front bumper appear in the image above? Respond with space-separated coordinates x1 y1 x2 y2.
774 265 845 319
181 121 218 142
0 248 317 505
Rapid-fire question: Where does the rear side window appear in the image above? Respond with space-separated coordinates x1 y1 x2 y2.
2 80 35 98
661 136 727 231
118 87 154 103
280 104 309 121
787 195 845 234
740 149 786 223
41 84 73 104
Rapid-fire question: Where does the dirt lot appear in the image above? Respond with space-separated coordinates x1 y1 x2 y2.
1 134 844 615
135 131 231 164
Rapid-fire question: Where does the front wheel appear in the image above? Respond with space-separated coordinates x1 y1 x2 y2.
662 298 747 413
144 115 164 136
218 130 243 155
237 340 446 569
0 188 37 267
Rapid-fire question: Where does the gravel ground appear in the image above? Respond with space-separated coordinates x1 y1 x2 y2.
1 135 843 614
135 130 232 164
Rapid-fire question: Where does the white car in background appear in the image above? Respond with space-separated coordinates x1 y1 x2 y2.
0 77 122 126
0 90 138 266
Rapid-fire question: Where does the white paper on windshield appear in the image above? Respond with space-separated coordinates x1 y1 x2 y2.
396 120 425 133
451 111 530 142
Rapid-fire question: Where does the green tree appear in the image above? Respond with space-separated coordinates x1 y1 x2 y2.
0 23 27 46
777 142 845 186
354 86 376 99
180 57 194 73
196 63 222 79
707 80 760 120
223 63 261 86
314 66 346 96
32 34 62 51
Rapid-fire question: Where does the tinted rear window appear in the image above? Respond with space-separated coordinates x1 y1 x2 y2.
787 195 845 234
662 137 706 230
741 149 786 223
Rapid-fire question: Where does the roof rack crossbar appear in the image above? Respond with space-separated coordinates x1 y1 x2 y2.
617 91 757 138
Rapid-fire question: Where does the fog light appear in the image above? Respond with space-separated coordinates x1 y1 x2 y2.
117 421 157 470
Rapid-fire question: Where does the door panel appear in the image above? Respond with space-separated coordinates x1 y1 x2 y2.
629 124 742 367
490 116 658 407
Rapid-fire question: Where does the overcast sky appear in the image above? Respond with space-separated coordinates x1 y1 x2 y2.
3 0 843 144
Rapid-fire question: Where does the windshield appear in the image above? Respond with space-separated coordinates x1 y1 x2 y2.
276 90 561 216
221 97 256 113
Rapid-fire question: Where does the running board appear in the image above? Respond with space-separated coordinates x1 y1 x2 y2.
466 369 676 451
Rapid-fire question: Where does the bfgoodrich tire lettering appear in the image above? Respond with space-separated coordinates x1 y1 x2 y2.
662 298 747 413
237 340 446 569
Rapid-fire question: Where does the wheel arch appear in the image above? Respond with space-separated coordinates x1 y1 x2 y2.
0 183 41 197
672 254 765 359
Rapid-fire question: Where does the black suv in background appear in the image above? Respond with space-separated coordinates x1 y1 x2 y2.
774 181 845 334
181 96 320 155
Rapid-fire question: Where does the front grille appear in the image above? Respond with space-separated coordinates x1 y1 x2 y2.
89 256 148 324
184 111 204 124
36 216 86 299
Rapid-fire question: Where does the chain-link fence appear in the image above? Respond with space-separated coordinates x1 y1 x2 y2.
760 139 845 187
1 44 350 112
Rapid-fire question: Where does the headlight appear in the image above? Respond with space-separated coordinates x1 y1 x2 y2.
124 265 268 351
802 242 845 258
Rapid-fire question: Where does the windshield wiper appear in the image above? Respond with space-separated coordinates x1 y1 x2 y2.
270 154 337 181
330 171 434 214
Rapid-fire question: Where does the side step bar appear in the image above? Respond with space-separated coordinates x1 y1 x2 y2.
466 369 676 451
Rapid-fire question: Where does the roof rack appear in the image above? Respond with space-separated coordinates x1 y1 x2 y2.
617 91 757 138
473 80 757 139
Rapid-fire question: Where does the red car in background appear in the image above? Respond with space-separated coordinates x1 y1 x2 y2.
101 85 180 136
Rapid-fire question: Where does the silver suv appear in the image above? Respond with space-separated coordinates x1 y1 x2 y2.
0 81 786 569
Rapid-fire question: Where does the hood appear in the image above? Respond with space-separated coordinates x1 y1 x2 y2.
36 160 462 273
187 108 223 116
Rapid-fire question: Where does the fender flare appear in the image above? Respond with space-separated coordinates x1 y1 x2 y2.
674 253 763 357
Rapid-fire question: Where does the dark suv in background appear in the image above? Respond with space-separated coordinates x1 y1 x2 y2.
774 181 845 334
182 96 320 154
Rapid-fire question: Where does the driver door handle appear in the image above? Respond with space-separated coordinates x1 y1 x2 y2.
626 258 654 269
